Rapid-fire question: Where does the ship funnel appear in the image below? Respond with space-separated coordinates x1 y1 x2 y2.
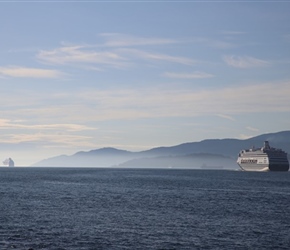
264 141 270 149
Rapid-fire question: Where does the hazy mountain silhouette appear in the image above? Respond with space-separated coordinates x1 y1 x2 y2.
33 131 290 169
34 147 136 167
118 153 235 169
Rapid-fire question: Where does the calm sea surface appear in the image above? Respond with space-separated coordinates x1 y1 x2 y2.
0 168 290 250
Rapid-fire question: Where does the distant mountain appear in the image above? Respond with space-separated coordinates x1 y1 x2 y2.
34 147 136 167
140 131 290 158
33 130 290 169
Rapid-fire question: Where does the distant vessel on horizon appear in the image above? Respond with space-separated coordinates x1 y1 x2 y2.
237 141 289 171
3 158 15 167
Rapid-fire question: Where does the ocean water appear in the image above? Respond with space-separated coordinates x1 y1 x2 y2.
0 168 290 250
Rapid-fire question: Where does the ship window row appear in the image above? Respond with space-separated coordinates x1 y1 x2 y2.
241 154 266 157
241 159 258 164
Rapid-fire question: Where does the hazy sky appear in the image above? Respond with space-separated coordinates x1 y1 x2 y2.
1 1 290 165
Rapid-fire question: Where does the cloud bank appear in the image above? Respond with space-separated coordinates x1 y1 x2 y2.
0 66 63 78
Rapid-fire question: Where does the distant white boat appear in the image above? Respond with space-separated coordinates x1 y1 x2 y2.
3 158 15 167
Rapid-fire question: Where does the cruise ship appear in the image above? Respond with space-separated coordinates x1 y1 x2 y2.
3 158 14 167
237 141 289 171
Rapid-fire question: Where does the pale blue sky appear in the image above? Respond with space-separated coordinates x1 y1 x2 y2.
1 1 290 165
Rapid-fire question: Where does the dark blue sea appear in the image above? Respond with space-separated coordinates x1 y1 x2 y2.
0 168 290 250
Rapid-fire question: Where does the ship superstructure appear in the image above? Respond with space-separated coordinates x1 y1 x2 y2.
237 141 289 171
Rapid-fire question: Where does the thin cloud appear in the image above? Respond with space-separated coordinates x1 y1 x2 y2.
37 46 129 69
120 48 197 66
163 71 214 79
0 119 97 149
100 33 177 47
246 126 259 132
36 34 199 70
0 119 96 132
0 66 63 78
216 114 236 121
238 134 254 140
0 133 94 148
37 45 197 69
102 33 235 51
223 55 270 68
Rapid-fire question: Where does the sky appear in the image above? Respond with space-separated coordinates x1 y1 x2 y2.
1 0 290 166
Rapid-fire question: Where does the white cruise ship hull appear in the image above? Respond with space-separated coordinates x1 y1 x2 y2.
238 163 270 172
237 141 289 172
237 156 289 172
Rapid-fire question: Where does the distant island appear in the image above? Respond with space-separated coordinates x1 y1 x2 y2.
33 131 290 169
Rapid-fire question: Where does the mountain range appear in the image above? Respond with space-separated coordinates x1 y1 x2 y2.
33 131 290 169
